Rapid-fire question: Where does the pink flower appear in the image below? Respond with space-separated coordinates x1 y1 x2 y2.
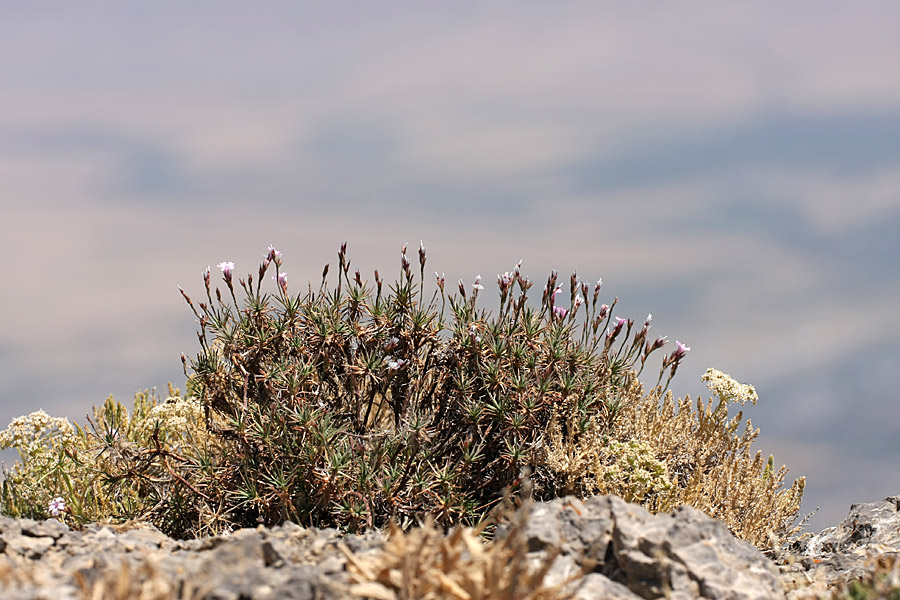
553 306 568 320
265 245 282 262
273 272 288 292
473 275 484 291
48 496 66 517
673 340 690 360
217 261 234 281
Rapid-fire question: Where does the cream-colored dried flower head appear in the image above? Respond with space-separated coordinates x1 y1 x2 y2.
134 396 209 446
600 439 672 503
0 410 77 460
702 368 758 405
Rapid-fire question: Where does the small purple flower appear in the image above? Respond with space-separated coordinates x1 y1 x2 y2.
615 317 627 328
553 306 568 320
48 496 65 517
265 245 282 262
598 304 610 319
473 275 484 291
573 294 584 310
272 272 288 292
673 340 690 360
435 272 445 290
217 261 234 282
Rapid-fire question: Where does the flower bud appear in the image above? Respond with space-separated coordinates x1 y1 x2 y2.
573 294 584 312
272 272 288 293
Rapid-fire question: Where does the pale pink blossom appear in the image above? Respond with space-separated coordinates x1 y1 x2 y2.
217 261 235 281
48 496 66 517
265 245 282 262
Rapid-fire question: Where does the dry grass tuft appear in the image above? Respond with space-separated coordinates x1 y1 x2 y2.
343 506 577 600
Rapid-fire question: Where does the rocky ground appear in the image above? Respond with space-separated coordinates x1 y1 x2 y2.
1 494 898 599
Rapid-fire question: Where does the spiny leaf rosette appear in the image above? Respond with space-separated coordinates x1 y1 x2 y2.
171 242 684 536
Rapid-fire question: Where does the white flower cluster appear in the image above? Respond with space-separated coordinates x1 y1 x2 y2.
134 397 208 445
702 368 759 405
0 410 76 461
0 410 82 518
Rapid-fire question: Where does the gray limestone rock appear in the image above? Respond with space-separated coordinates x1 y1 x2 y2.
779 495 900 594
509 495 784 600
9 494 899 599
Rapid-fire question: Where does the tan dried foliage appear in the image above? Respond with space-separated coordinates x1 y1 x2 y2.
544 377 805 552
343 510 576 600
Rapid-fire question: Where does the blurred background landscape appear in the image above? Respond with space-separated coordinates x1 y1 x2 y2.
2 2 899 532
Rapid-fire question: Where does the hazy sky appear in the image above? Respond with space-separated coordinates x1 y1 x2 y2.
2 2 899 532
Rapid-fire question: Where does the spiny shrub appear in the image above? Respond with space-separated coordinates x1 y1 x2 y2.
159 242 680 536
0 242 804 550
